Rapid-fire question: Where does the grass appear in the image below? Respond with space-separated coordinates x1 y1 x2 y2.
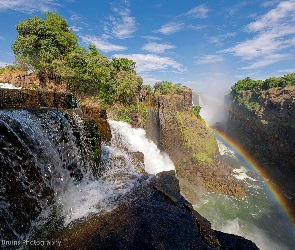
175 112 217 166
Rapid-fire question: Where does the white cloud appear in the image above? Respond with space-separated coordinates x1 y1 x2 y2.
69 26 82 32
81 35 127 53
194 55 223 65
156 21 184 35
113 53 186 73
109 7 137 39
142 76 161 86
141 36 162 41
142 42 175 54
208 32 236 46
277 68 295 73
185 4 210 19
0 0 59 13
239 54 287 69
0 61 12 67
261 0 281 7
222 1 295 69
248 1 295 32
70 12 82 22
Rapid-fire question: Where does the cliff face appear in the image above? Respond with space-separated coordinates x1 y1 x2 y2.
0 71 68 92
226 86 295 199
0 87 259 249
134 89 246 204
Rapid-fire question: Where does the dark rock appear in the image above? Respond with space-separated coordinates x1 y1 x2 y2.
52 171 259 250
0 88 78 109
214 231 260 250
226 86 295 211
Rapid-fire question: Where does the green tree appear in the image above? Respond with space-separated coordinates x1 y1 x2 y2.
66 45 113 98
11 12 143 106
112 70 142 104
280 74 295 87
12 12 78 75
111 57 136 72
154 81 179 94
262 77 281 89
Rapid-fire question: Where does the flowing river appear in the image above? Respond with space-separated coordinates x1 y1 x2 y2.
194 133 295 250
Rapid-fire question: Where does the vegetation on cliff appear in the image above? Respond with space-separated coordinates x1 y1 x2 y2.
229 74 295 112
6 12 142 107
231 74 295 95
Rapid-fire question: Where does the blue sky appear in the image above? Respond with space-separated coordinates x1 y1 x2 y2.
0 0 295 96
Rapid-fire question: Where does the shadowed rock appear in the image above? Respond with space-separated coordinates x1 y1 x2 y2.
51 171 259 250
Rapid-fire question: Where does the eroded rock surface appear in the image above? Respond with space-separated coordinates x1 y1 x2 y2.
226 86 295 202
51 171 259 250
139 89 246 203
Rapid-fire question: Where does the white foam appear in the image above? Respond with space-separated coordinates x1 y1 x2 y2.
221 218 290 250
233 166 256 181
221 217 241 234
55 120 176 225
108 120 175 174
216 139 236 157
0 82 22 89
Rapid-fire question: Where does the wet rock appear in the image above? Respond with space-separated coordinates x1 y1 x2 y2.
52 171 259 250
0 88 78 109
246 171 260 180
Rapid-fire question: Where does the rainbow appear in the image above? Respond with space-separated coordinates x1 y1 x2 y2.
212 129 295 231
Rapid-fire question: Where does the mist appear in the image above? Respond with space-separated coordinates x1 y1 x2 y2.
193 91 231 127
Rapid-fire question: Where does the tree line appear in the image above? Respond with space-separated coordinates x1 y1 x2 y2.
231 74 295 95
1 12 188 106
5 12 141 105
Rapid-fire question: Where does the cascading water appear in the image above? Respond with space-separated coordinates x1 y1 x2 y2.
0 108 95 241
0 110 175 248
194 135 295 250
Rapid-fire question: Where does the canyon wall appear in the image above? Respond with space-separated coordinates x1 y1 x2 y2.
0 87 259 249
226 86 295 200
133 88 246 204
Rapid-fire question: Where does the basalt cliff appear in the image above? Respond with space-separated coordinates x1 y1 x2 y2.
225 86 295 209
0 72 258 249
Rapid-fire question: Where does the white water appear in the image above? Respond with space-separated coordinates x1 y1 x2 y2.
108 120 175 174
0 82 22 89
0 110 176 244
195 137 295 250
46 120 176 226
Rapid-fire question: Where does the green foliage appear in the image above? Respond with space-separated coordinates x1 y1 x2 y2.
231 74 295 95
66 45 113 99
111 57 136 72
193 152 213 164
83 120 101 163
114 102 148 123
175 112 217 166
154 81 180 95
141 84 153 91
230 74 295 111
0 65 20 74
11 12 143 106
112 71 142 105
12 12 78 74
192 106 201 118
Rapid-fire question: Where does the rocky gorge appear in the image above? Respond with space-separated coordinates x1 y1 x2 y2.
0 71 259 249
225 86 295 212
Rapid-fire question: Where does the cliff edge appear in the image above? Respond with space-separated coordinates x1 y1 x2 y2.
226 86 295 204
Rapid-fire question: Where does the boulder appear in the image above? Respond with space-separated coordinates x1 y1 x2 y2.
51 171 259 250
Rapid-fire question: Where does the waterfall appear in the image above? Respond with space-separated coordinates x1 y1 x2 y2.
199 95 204 107
0 108 95 241
108 120 175 174
0 110 175 244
